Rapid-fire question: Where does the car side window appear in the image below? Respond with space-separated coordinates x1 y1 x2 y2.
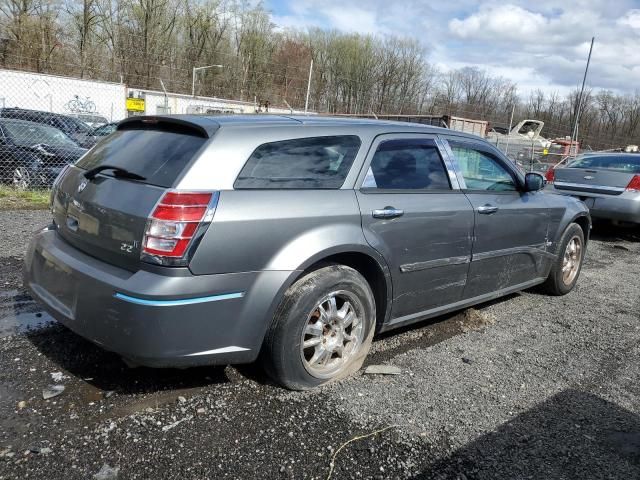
234 135 361 189
362 138 450 190
449 141 517 192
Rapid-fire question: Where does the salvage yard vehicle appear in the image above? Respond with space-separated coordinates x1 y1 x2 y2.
546 153 640 226
0 108 99 148
0 118 87 188
23 115 591 390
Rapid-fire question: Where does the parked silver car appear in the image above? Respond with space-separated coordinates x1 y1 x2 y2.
24 115 590 389
546 153 640 225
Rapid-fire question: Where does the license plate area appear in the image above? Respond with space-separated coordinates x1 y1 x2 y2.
31 249 78 318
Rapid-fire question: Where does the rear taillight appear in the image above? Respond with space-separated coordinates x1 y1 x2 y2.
545 167 556 184
50 164 71 212
625 175 640 192
142 191 218 265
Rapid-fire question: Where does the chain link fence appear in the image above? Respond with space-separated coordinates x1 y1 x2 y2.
0 67 304 189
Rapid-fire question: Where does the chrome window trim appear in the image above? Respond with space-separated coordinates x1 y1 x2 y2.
355 133 462 191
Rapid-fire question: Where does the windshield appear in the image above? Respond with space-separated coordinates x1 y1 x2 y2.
3 120 78 148
93 124 116 136
62 116 92 134
567 155 640 174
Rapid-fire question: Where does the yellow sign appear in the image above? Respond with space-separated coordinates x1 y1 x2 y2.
126 97 145 112
542 148 549 155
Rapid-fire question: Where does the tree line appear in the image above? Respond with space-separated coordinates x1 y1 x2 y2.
0 0 637 149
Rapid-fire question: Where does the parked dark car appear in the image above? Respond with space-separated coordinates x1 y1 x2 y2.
546 153 640 225
91 122 118 137
0 108 99 148
24 115 591 389
0 118 87 188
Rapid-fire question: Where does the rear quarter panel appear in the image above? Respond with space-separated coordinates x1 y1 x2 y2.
189 190 379 274
544 191 591 250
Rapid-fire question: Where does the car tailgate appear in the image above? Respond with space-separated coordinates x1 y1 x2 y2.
51 117 217 271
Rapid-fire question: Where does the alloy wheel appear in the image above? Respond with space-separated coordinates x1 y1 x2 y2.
300 291 364 379
562 235 582 285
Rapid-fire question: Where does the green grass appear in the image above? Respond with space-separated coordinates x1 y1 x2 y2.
0 186 50 210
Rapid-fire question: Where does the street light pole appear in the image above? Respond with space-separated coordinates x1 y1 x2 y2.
192 64 224 97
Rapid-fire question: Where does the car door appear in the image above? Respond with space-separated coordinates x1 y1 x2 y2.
442 137 550 299
355 134 475 325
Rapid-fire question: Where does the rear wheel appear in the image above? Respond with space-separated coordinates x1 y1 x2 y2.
542 223 585 295
262 265 375 390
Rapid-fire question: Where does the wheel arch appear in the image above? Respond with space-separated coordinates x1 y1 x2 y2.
265 246 393 338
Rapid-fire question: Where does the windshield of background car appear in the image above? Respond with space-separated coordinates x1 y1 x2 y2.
567 155 640 174
3 120 78 148
62 116 92 134
234 135 361 189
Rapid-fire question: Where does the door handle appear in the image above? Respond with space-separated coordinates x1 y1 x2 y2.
477 205 499 215
372 207 404 219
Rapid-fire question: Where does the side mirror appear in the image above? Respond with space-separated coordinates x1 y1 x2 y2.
524 172 545 192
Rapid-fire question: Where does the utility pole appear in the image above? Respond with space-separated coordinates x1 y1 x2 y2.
305 59 313 114
570 37 595 157
504 103 516 159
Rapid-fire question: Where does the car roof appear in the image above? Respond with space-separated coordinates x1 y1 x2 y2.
120 114 481 140
0 117 53 128
581 152 639 157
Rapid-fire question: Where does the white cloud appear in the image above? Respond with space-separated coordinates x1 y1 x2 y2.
449 5 547 41
618 9 640 29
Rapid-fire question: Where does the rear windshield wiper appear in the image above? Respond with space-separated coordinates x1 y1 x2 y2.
84 165 146 181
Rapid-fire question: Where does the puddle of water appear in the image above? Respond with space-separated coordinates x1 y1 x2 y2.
0 310 56 338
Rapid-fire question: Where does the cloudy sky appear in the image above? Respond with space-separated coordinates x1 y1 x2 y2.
265 0 640 97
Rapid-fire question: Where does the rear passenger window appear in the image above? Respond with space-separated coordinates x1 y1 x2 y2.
362 139 450 190
234 136 361 189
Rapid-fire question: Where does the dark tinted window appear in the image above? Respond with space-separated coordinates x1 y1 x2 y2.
234 136 361 189
568 155 640 174
449 142 517 191
75 129 206 187
362 139 450 190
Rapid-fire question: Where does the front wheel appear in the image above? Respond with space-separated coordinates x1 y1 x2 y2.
262 265 376 390
542 223 585 295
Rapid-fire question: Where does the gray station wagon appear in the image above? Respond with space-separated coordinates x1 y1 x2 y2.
24 115 591 389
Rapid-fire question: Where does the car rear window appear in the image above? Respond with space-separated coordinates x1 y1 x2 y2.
234 135 361 189
568 155 640 174
75 128 206 187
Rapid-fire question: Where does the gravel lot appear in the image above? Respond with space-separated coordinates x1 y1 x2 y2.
1 210 638 479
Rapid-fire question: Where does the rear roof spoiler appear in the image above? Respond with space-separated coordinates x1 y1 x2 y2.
117 115 220 138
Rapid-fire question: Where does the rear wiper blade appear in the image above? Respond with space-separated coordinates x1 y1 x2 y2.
84 165 146 181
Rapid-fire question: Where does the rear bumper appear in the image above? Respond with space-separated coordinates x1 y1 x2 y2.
547 186 640 224
23 227 294 367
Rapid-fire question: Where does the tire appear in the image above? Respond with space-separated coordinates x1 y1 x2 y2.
12 166 32 190
262 265 376 390
542 223 585 295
